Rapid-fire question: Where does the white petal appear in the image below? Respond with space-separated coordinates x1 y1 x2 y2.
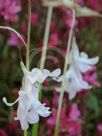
80 52 88 58
68 89 77 100
72 37 80 57
55 87 61 92
27 109 39 124
80 80 92 89
53 76 63 82
80 56 99 65
20 119 29 130
50 69 61 77
20 61 28 75
23 78 32 92
36 104 51 117
32 85 39 100
43 69 51 76
76 57 99 73
28 69 43 83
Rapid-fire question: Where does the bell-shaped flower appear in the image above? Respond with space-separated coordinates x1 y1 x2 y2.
3 85 51 130
56 66 92 100
3 61 62 130
68 37 99 73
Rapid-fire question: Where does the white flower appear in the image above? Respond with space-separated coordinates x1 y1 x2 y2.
56 66 92 100
55 37 99 99
3 61 62 130
68 37 99 73
3 85 51 130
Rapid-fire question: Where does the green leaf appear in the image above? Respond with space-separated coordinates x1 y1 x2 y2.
85 92 100 117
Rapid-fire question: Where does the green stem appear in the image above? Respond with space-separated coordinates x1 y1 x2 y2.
26 0 31 70
54 10 76 136
24 0 31 136
24 130 27 136
39 6 53 99
40 6 53 71
32 6 53 136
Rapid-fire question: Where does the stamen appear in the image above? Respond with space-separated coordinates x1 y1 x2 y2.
2 97 19 106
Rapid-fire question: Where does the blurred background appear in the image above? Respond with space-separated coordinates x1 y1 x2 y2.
0 0 102 136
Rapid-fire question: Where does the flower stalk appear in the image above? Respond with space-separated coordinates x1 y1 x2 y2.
39 6 53 100
26 0 31 70
24 130 27 136
32 6 53 136
24 0 31 135
54 10 76 136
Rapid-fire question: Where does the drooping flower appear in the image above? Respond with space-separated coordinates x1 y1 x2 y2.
68 37 99 73
3 61 61 130
56 66 91 99
55 37 99 99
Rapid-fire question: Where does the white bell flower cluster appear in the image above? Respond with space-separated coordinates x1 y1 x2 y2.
3 61 61 130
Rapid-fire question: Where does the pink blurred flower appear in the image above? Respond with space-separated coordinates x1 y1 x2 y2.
97 124 102 132
0 0 21 22
65 17 79 28
31 13 39 25
69 104 80 120
52 93 60 107
51 21 57 32
6 121 22 136
7 32 20 46
83 66 101 88
66 121 81 136
47 103 81 135
21 23 27 33
0 129 7 136
76 0 84 6
48 33 59 47
87 0 102 12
